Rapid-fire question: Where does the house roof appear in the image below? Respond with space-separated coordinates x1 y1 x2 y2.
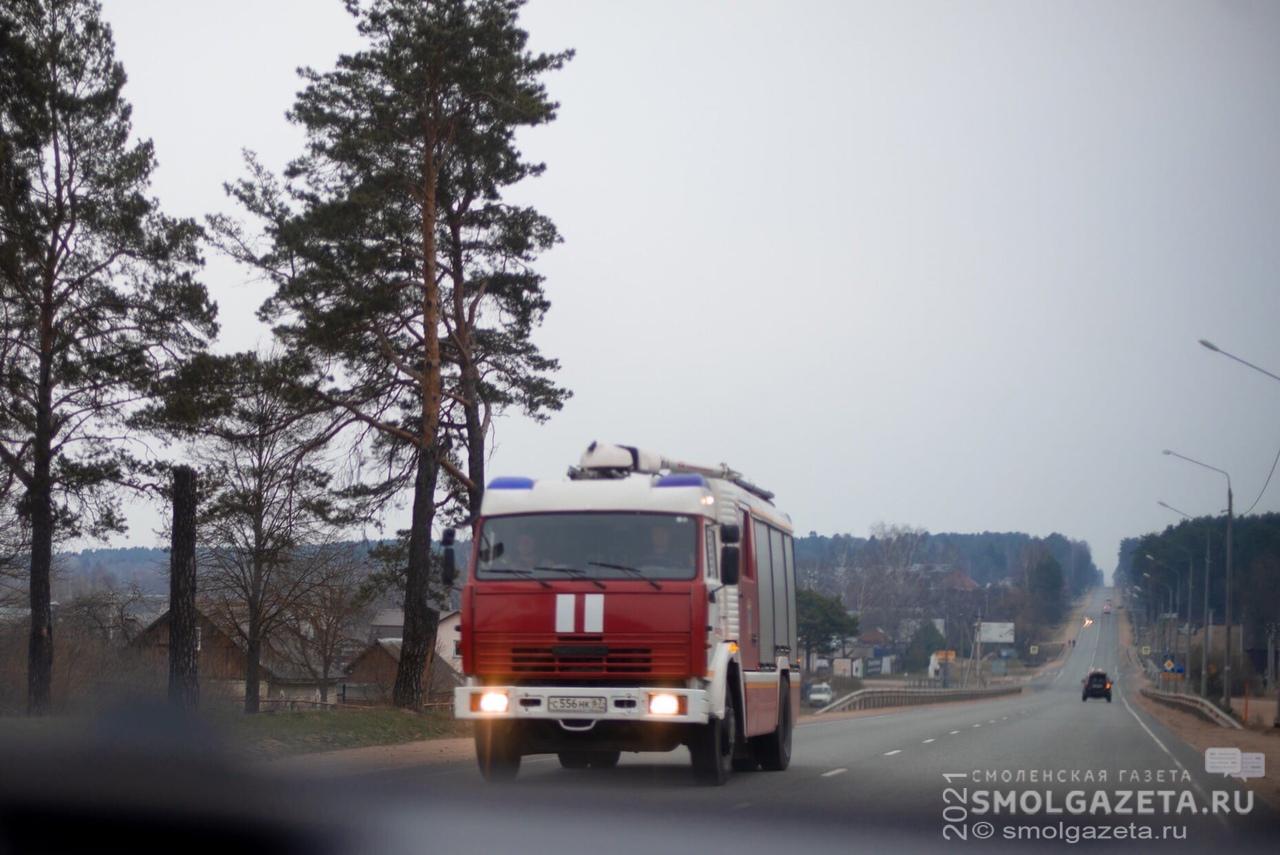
348 638 462 695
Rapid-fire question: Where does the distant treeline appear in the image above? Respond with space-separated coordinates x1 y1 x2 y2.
785 525 1100 656
795 529 1102 594
1117 512 1280 653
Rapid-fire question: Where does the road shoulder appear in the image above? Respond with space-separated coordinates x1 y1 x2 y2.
1118 609 1280 812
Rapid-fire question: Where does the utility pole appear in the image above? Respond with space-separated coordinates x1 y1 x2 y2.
1223 485 1233 712
1201 535 1210 699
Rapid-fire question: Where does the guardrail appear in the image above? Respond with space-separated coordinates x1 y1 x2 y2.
1139 687 1241 729
815 684 1022 715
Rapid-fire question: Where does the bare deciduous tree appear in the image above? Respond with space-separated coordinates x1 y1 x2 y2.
193 354 339 713
277 545 375 703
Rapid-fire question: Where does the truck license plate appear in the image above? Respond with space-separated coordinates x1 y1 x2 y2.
548 696 606 714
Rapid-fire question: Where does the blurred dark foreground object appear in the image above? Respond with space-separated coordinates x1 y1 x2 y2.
0 702 347 855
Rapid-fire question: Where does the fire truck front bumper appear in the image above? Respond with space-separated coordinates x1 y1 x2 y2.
454 684 709 724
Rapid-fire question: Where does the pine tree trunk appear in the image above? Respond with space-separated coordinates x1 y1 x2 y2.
168 465 199 713
26 442 54 716
394 450 441 708
462 364 485 519
26 309 55 716
393 123 444 709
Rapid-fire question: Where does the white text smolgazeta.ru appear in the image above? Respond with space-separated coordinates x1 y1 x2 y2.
959 788 1253 816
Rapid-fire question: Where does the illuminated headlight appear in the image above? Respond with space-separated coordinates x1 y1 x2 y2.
476 690 509 713
648 692 681 716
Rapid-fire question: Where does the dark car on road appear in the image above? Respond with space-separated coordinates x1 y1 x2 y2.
1082 669 1112 702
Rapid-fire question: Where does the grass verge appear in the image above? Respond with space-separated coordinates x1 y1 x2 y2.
211 706 471 759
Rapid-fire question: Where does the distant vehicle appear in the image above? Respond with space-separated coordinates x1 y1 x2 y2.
808 682 834 708
1082 669 1112 702
1102 603 1112 615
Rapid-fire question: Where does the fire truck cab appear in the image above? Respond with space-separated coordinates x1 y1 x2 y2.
452 442 799 785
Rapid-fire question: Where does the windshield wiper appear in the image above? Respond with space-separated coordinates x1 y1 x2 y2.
483 567 552 588
587 561 662 590
533 565 606 590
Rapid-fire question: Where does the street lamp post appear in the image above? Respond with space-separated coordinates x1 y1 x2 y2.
1162 449 1233 711
1200 338 1280 726
1146 551 1192 675
1158 500 1213 699
1143 570 1174 656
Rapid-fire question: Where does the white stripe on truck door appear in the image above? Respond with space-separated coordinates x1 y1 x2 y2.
583 594 604 633
555 594 575 633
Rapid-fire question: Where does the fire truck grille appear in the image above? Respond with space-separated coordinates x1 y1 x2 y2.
476 634 690 679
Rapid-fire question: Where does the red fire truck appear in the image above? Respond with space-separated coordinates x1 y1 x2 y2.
448 442 799 784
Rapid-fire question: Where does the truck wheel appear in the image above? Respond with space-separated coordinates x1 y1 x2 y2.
756 678 793 771
476 721 521 782
588 751 621 769
558 751 591 769
691 689 735 785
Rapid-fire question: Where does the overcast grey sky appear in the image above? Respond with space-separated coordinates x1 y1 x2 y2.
100 0 1280 578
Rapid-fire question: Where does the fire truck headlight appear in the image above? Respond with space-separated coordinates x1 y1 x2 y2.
477 690 509 713
648 692 681 716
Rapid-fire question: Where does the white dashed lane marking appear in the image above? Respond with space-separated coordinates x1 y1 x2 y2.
884 749 902 756
922 738 935 744
821 768 848 778
949 730 960 735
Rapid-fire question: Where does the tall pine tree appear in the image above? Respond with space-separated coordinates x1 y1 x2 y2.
212 0 570 707
0 0 217 713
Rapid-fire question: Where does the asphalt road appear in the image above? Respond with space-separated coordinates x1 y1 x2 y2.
317 587 1274 853
6 591 1272 853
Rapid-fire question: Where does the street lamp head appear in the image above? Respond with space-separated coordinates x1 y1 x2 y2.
1161 449 1173 456
1198 339 1219 352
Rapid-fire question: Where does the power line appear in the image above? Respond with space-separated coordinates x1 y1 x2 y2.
1243 437 1280 516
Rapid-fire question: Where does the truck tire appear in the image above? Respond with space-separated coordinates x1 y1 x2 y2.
476 721 521 782
755 678 793 771
691 689 735 785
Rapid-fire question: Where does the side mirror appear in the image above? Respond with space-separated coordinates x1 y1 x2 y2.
441 528 458 588
721 545 740 586
721 524 740 545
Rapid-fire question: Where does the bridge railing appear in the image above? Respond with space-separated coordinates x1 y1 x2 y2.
815 684 1022 715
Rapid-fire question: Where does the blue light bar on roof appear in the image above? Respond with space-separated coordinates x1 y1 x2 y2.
488 476 535 490
655 473 707 488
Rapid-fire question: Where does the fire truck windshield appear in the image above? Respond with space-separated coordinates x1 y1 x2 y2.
475 512 698 581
